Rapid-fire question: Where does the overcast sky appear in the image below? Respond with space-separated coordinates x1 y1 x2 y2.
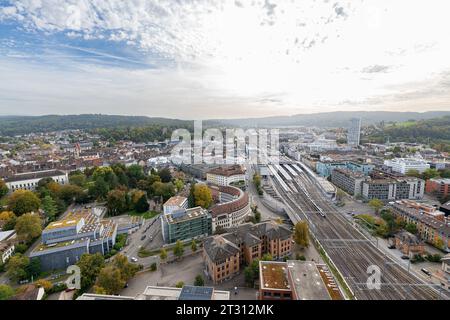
0 0 450 119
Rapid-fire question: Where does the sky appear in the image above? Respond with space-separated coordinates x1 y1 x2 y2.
0 0 450 119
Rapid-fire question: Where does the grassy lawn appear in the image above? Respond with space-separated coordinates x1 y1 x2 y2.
128 210 160 220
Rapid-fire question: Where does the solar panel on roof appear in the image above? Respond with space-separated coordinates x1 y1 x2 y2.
178 286 214 301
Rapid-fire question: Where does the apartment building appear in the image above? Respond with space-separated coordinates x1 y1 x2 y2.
426 178 450 200
203 222 292 284
388 201 450 252
0 230 17 263
331 168 365 196
161 206 212 244
361 177 424 201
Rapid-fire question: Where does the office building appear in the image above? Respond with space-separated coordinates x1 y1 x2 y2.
347 118 361 147
384 158 430 174
5 170 69 191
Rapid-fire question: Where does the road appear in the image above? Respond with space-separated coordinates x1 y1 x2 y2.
269 160 449 300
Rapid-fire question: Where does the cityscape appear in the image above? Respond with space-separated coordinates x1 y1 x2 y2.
0 0 449 311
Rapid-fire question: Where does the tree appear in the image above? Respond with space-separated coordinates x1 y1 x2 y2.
175 281 185 288
106 189 128 216
69 174 87 187
174 179 184 192
254 210 261 223
158 168 172 183
434 238 444 250
406 169 421 178
0 284 14 300
26 257 41 278
0 179 8 198
194 275 205 287
77 253 105 291
193 184 213 209
405 223 418 234
422 168 440 181
160 248 168 261
173 240 184 259
35 279 53 292
6 254 29 281
112 254 139 281
293 221 309 248
58 184 84 204
15 213 42 242
244 266 255 286
126 165 145 188
41 195 58 221
135 194 149 213
0 211 17 230
88 177 109 200
261 253 273 261
150 263 157 271
368 198 384 214
152 182 176 201
7 190 41 216
96 266 125 295
191 240 198 252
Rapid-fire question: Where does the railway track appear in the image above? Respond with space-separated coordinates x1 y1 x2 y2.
269 162 447 300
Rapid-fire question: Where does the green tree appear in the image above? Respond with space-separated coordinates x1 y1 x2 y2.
14 213 42 242
6 254 30 281
173 240 184 259
194 275 205 287
368 198 384 214
69 174 86 187
126 165 145 188
112 254 139 281
175 281 185 288
261 253 273 261
0 284 15 300
193 184 213 209
422 168 440 180
41 195 58 221
26 257 41 279
406 169 421 178
254 210 261 223
135 194 149 213
89 177 109 200
0 179 8 198
7 190 41 216
158 168 172 183
0 211 17 231
160 248 168 261
77 253 105 291
106 189 128 216
293 221 310 248
191 240 198 252
174 179 184 192
58 184 84 203
96 266 125 295
405 223 418 234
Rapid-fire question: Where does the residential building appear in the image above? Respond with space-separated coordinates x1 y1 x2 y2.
209 185 251 232
4 169 69 191
361 177 424 201
259 260 343 300
394 231 425 257
78 285 230 300
0 230 17 263
426 178 450 200
206 165 246 186
30 207 117 271
384 158 430 174
388 201 450 252
347 118 361 147
161 206 212 244
203 222 292 284
331 168 365 196
316 160 374 178
163 196 188 215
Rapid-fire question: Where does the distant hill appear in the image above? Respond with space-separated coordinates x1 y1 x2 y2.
0 114 191 136
204 111 450 128
363 115 450 150
1 111 450 136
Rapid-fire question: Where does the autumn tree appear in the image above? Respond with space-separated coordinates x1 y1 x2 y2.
7 190 41 216
106 189 128 216
77 253 105 291
0 284 15 300
95 266 125 295
293 221 310 248
0 211 17 230
368 198 384 214
193 184 213 209
15 213 42 242
6 254 30 281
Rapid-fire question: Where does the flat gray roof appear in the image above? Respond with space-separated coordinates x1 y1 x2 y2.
287 260 331 300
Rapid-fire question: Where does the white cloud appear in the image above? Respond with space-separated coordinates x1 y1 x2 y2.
0 0 450 118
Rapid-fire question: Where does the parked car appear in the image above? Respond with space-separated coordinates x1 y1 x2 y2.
421 268 432 276
131 257 138 263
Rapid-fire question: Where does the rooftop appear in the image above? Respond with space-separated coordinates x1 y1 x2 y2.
5 169 66 183
164 195 188 207
260 261 290 291
166 206 209 224
287 260 333 300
